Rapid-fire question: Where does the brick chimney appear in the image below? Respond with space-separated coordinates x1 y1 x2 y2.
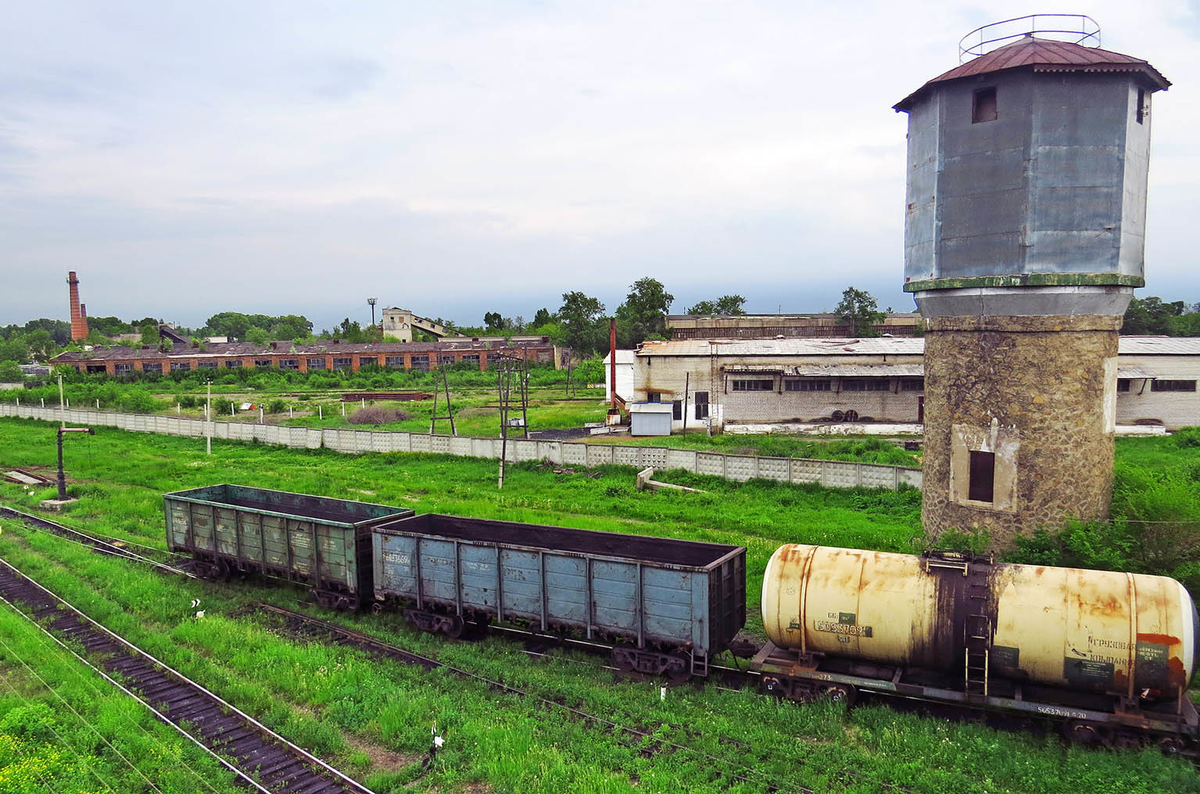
67 271 89 341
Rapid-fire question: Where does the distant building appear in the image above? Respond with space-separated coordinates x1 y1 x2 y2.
665 313 922 340
629 337 1198 431
51 339 560 376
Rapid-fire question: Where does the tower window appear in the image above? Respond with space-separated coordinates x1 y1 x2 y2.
968 451 996 503
972 87 997 124
1136 88 1146 124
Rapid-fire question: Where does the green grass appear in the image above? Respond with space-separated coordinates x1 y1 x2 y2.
590 431 922 466
0 418 1197 792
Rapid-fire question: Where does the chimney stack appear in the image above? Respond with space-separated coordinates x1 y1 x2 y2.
67 271 89 341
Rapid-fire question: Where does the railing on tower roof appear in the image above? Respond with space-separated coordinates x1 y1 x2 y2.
959 14 1100 63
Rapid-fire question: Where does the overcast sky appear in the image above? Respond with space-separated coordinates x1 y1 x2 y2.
2 2 1198 332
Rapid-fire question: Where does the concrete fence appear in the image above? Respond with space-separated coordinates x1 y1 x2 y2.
0 404 923 491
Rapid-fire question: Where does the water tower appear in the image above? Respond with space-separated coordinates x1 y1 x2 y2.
893 16 1169 544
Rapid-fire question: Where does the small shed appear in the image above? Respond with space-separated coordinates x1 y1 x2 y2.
630 402 673 436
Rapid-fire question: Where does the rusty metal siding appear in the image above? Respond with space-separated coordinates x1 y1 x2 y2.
762 543 1197 700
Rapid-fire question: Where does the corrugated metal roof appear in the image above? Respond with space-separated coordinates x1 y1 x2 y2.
1117 366 1157 379
1117 336 1200 356
895 38 1170 111
640 336 1200 358
637 337 925 357
723 364 924 377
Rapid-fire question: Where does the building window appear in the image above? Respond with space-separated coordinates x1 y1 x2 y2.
385 356 405 369
411 355 430 371
486 351 501 363
439 354 457 366
254 359 273 367
114 363 133 374
224 359 242 368
142 362 162 374
462 354 480 364
732 379 772 392
1151 379 1196 392
972 87 997 123
1117 379 1131 393
307 357 326 370
198 361 218 369
673 400 682 420
785 379 831 392
332 357 353 370
278 359 297 370
968 451 995 503
170 361 191 371
694 391 709 420
647 391 661 403
843 379 890 392
1137 88 1146 124
900 378 924 392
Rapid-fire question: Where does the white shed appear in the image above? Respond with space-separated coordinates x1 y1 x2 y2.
602 350 636 404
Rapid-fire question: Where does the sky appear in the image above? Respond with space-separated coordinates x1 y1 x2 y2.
2 2 1199 333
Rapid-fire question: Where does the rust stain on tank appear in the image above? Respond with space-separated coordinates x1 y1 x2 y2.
1168 657 1187 687
1136 632 1180 646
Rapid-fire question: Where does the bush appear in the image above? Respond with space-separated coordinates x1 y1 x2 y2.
347 406 411 425
178 395 198 409
1174 426 1200 448
268 399 287 414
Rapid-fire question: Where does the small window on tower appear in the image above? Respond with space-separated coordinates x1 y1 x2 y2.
968 451 996 503
1136 88 1146 124
972 87 997 124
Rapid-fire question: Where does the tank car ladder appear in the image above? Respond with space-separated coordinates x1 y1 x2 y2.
964 563 992 704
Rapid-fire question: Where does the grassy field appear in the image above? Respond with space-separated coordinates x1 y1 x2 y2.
0 417 1197 793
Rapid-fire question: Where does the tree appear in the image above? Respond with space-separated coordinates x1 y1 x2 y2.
557 291 608 355
532 308 555 327
483 312 507 331
138 323 160 346
686 295 747 316
615 277 674 347
22 329 57 361
0 361 22 382
1123 297 1185 335
245 327 270 346
834 287 886 337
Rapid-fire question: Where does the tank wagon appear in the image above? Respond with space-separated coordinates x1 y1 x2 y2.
756 544 1199 747
164 484 412 610
372 514 746 679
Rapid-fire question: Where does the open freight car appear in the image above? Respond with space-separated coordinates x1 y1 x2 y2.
165 484 412 609
372 514 746 679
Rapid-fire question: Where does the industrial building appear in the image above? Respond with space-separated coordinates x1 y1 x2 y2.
627 336 1199 431
50 338 560 376
666 312 922 340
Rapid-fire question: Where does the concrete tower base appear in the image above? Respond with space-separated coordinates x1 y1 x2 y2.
921 315 1121 548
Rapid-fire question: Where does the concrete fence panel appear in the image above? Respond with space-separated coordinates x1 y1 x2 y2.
0 403 921 490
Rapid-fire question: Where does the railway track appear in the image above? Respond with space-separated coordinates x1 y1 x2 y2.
261 602 790 793
0 502 193 575
0 557 374 794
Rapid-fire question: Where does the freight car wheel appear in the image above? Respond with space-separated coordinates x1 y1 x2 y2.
1158 736 1187 754
441 616 465 639
819 683 857 707
1062 720 1104 747
370 601 385 615
666 655 692 683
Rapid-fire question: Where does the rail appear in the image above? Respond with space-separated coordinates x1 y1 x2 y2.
0 404 922 491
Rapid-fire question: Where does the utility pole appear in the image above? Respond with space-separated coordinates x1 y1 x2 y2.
368 297 377 328
206 380 212 456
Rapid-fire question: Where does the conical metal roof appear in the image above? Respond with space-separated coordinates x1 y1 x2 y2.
894 36 1169 111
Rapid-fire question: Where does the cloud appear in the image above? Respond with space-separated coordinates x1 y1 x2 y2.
1 1 1197 331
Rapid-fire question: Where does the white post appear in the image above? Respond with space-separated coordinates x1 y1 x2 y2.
230 402 234 416
206 381 212 456
15 397 18 406
289 407 293 418
259 407 263 424
361 398 365 408
96 399 99 409
66 398 70 408
319 405 323 420
41 398 44 407
177 403 181 414
341 402 346 417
